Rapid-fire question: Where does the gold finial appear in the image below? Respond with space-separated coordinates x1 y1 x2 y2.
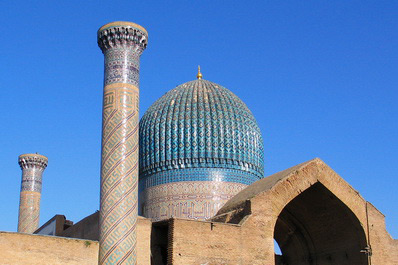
197 65 203 79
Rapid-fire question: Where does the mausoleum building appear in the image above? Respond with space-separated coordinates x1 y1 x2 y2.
1 21 397 265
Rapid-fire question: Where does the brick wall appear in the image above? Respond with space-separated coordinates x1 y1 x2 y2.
0 232 98 265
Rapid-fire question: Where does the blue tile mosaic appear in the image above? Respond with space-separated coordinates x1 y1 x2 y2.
139 79 264 179
139 167 261 191
138 78 264 220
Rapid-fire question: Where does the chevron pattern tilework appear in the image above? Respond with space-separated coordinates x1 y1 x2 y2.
98 22 147 265
139 79 264 221
17 154 48 233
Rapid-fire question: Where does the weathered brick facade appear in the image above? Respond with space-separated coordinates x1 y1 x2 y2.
3 158 395 264
167 158 398 265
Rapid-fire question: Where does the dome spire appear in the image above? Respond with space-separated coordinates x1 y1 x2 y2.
197 65 203 79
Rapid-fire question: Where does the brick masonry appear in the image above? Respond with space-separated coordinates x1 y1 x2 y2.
4 158 397 264
166 158 398 265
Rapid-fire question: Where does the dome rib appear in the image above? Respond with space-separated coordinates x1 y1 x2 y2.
139 79 264 180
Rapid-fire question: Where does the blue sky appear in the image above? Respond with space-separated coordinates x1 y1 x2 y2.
1 1 397 238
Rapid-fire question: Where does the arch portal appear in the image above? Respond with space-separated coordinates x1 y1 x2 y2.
274 182 369 265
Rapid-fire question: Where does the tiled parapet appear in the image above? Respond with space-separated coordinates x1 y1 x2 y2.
17 153 48 233
97 21 147 265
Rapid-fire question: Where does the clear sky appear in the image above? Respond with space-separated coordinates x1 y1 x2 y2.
1 1 397 238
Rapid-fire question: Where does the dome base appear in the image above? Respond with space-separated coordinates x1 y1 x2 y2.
140 180 247 221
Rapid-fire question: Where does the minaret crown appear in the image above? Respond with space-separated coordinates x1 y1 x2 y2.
97 21 148 54
18 154 48 170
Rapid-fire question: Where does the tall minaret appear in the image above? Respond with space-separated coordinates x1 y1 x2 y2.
17 153 48 233
97 21 148 264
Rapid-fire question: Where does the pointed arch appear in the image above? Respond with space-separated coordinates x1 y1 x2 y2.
217 158 371 264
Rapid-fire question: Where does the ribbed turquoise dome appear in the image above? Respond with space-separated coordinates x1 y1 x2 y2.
139 79 264 180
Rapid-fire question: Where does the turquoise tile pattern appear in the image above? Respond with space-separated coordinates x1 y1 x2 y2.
139 79 264 220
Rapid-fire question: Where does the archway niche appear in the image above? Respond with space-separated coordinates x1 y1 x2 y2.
274 182 368 265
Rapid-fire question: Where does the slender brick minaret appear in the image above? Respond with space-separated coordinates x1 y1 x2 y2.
97 21 148 264
17 153 48 233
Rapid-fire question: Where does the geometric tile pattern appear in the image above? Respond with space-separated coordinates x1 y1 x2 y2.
18 191 41 233
139 78 264 221
104 50 140 88
17 153 48 233
140 168 261 189
139 180 248 221
139 167 258 220
139 79 264 180
98 21 147 265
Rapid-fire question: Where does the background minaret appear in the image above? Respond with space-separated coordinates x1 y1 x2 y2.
17 153 48 233
97 21 148 264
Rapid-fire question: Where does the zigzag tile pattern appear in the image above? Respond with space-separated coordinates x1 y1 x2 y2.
100 86 139 265
98 21 147 265
18 192 41 233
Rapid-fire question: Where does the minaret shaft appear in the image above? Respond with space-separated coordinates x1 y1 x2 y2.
97 21 147 265
17 154 48 233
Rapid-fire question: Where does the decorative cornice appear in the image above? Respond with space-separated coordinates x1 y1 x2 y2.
97 22 148 54
140 157 263 179
18 154 48 170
